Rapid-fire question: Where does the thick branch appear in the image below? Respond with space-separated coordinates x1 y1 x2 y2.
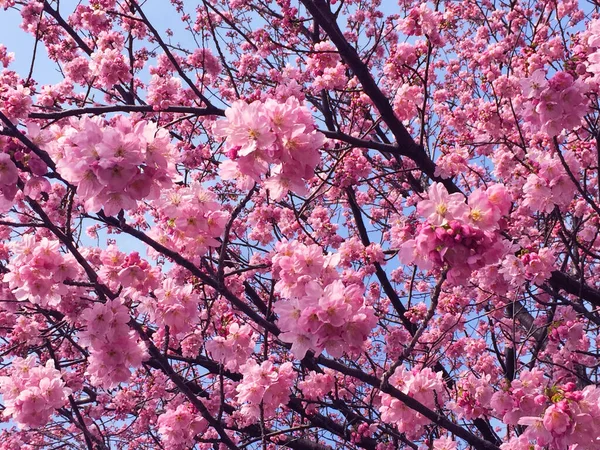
97 213 279 335
316 356 501 450
129 0 218 109
29 105 224 120
133 322 240 450
549 271 600 308
300 0 459 193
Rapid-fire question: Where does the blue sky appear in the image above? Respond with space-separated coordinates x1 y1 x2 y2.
0 6 42 77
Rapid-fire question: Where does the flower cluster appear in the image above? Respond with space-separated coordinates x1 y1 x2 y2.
491 368 548 426
399 4 445 46
298 370 335 400
0 85 31 121
157 404 208 450
398 183 510 284
519 69 588 136
142 279 201 336
4 236 79 307
271 240 339 298
213 97 325 199
0 44 14 68
431 437 457 450
186 48 221 79
205 322 257 371
500 247 556 286
0 356 72 428
586 19 600 85
379 366 445 439
79 299 148 388
393 83 424 121
96 246 161 298
272 241 376 359
150 184 229 262
147 75 183 109
493 371 600 450
305 41 339 75
236 360 295 424
305 42 347 91
49 116 177 216
0 153 20 211
449 373 494 420
275 280 376 359
312 63 348 91
521 148 580 213
89 48 132 89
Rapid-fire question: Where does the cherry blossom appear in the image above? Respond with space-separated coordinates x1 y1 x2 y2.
0 0 598 448
0 356 71 428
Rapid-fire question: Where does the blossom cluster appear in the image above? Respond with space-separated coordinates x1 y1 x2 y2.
379 366 445 439
0 152 21 212
157 403 208 450
0 84 31 121
79 299 148 388
205 322 257 371
399 4 445 46
305 41 348 91
213 98 325 199
4 236 79 307
398 183 511 284
96 245 161 297
500 247 556 286
140 279 201 337
431 437 457 450
235 360 295 424
519 69 588 136
150 184 229 262
586 19 600 85
147 75 183 109
0 356 72 428
449 372 494 420
47 116 177 216
89 48 132 89
521 148 580 214
298 370 335 401
393 83 424 122
0 44 14 68
272 241 377 359
493 369 600 450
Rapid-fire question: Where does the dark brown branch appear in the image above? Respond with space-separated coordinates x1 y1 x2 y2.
321 129 404 154
133 322 241 450
0 110 57 171
316 356 501 450
549 271 600 308
129 0 219 110
300 0 460 194
29 105 225 120
97 213 279 335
